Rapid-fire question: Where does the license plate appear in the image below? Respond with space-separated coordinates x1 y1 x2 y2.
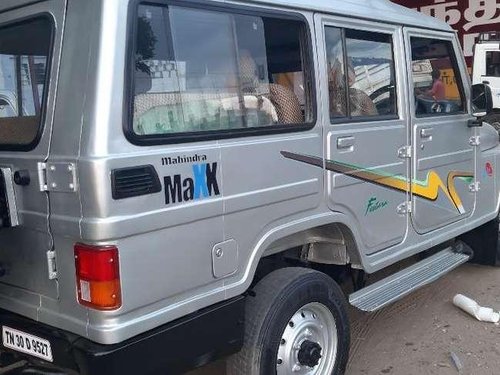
2 326 53 362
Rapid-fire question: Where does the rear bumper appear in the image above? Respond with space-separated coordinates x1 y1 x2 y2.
0 296 244 375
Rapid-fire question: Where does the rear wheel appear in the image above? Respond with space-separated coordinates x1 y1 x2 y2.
227 267 350 375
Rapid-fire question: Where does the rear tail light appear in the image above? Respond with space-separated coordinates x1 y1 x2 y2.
74 243 122 310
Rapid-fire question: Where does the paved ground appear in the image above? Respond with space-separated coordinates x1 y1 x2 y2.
187 263 500 375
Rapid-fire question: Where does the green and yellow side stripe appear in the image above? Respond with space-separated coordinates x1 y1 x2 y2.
281 151 473 214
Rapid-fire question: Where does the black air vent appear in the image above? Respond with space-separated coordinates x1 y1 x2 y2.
111 165 161 200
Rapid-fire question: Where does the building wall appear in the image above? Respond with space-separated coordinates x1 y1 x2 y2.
392 0 500 65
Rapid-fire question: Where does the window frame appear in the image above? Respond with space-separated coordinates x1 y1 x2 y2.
124 0 317 146
0 14 55 152
409 36 467 119
325 25 399 124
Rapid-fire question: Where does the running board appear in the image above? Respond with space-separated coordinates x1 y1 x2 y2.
349 242 472 312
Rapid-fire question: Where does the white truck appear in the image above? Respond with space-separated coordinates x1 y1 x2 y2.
473 31 500 128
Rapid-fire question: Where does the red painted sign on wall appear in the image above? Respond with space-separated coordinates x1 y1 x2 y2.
392 0 500 64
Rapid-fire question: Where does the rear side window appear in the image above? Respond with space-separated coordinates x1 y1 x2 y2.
130 3 313 143
325 26 397 121
0 17 53 149
410 37 465 117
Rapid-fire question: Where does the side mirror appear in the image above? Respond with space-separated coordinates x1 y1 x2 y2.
472 83 493 117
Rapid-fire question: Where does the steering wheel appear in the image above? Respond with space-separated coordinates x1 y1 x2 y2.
369 85 395 114
430 102 444 113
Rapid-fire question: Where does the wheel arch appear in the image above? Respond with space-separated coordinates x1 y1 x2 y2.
230 212 363 290
262 222 361 267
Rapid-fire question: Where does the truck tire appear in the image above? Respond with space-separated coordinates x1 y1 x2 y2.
483 113 500 133
460 216 500 266
227 267 350 375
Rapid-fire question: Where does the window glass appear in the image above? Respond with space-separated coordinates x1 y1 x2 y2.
0 18 52 147
325 27 397 121
133 4 311 137
325 27 346 118
486 51 500 77
345 30 397 118
410 37 465 116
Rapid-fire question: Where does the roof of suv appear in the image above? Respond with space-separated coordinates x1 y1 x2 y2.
245 0 452 32
0 0 452 33
0 0 38 12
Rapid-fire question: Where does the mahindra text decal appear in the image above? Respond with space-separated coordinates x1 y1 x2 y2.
162 154 207 166
163 161 220 205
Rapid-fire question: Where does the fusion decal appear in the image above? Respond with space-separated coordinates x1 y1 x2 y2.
164 162 220 205
281 151 473 214
365 197 388 215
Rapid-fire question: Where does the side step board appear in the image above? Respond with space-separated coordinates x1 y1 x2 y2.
349 242 472 312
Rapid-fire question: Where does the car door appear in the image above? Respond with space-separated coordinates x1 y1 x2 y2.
0 0 65 300
316 15 410 255
405 29 476 234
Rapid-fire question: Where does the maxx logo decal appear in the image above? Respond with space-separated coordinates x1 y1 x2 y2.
164 162 220 205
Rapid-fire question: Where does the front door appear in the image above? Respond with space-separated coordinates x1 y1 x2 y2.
316 15 409 255
405 29 476 234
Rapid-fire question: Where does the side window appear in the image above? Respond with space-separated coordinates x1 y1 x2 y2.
486 51 500 77
131 4 313 140
325 27 397 121
0 18 52 148
325 27 347 118
345 30 397 118
410 37 465 117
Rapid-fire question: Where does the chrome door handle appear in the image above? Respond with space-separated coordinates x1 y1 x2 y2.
420 128 433 138
337 136 355 149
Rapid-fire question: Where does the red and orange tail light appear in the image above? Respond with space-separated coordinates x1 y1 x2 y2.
74 243 122 310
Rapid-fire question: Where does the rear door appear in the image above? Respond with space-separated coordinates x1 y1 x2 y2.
405 29 476 234
0 1 65 300
316 15 410 255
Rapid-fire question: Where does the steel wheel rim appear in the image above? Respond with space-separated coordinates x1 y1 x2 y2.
276 302 338 375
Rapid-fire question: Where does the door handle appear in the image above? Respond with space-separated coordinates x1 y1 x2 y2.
420 128 433 139
337 136 355 149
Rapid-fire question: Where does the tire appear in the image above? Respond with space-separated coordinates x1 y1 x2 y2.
460 216 500 266
227 267 350 375
482 113 500 133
